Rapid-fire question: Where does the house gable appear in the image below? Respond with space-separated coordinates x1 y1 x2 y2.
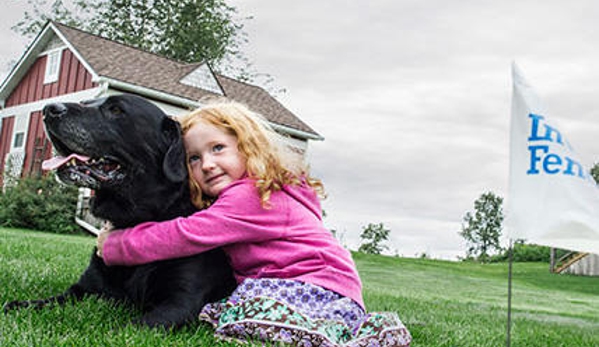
48 22 321 139
1 23 97 108
180 64 223 95
0 22 100 182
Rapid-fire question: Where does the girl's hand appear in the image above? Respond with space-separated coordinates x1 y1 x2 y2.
96 221 114 258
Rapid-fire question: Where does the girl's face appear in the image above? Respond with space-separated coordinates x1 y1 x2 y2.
184 120 247 198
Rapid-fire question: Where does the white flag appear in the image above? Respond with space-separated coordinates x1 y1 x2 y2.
506 63 599 254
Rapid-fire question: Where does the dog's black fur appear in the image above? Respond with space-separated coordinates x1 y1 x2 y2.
3 94 236 328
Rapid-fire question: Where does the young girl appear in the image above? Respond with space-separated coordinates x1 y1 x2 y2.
97 100 411 347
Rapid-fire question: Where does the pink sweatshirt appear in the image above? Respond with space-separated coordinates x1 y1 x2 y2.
102 178 364 308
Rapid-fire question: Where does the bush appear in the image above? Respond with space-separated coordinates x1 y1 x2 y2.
489 241 551 262
0 173 80 234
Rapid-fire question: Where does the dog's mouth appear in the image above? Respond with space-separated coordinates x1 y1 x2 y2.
42 153 125 189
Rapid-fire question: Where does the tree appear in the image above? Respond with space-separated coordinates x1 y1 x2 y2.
13 0 252 79
459 191 504 262
358 223 390 255
590 162 599 184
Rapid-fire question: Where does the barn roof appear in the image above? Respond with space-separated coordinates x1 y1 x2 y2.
0 21 321 140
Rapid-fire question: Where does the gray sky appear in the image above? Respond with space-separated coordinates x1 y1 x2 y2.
3 1 599 259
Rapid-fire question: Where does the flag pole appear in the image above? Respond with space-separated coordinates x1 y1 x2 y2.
506 238 514 347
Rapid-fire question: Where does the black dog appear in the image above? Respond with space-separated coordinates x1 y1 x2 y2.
4 94 236 328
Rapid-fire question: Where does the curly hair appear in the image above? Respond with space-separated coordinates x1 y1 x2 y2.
178 99 324 209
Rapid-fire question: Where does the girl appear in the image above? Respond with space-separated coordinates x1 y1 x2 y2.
97 100 411 347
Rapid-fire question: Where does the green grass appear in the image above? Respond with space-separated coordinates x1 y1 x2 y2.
2 228 599 347
355 253 599 347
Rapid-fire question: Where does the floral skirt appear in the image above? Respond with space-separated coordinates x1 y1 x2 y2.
199 278 411 347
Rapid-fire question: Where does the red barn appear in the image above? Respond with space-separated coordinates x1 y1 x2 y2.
0 21 322 186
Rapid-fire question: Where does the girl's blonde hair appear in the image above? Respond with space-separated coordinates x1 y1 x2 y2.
178 99 324 209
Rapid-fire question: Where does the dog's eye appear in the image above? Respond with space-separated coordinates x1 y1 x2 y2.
108 105 123 116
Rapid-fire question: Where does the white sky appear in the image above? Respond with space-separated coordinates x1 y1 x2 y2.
3 1 599 259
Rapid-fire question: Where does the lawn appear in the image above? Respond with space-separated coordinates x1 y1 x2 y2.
2 227 599 347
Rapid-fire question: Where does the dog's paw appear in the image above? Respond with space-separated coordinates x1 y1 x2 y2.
3 300 32 312
132 313 187 331
3 299 53 313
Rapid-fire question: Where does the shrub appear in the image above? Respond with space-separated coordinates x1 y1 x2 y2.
0 173 80 234
489 241 551 262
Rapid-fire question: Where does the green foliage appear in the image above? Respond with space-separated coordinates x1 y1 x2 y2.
86 0 243 67
459 191 504 262
13 0 251 78
358 222 390 255
10 0 80 37
489 240 552 262
591 162 599 184
0 173 80 234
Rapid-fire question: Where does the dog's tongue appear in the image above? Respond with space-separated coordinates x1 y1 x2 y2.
42 153 91 171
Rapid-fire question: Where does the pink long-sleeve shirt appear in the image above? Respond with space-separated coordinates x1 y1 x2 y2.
102 178 364 308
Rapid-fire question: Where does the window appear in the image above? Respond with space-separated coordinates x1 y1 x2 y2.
13 132 24 149
44 49 62 84
11 113 29 152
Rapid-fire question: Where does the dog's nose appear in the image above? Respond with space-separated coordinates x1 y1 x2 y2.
43 103 68 119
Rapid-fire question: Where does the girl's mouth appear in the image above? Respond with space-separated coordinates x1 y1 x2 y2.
206 173 225 184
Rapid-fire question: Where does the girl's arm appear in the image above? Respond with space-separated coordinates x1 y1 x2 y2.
100 219 197 266
99 179 283 266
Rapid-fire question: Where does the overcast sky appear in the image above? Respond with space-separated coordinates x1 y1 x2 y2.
3 1 599 259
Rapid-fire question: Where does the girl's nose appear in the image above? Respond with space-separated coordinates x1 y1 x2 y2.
201 156 216 171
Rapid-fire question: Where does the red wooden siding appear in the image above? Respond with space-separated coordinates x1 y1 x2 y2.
2 48 97 179
5 49 97 108
23 111 52 177
0 116 16 184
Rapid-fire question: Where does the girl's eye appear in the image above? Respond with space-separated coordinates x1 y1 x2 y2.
188 154 200 164
213 144 224 152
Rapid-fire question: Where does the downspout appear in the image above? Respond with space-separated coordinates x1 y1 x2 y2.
97 77 200 109
269 122 324 141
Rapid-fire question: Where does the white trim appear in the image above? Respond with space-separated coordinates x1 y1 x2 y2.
98 77 200 108
3 112 29 181
0 85 188 123
0 24 55 96
11 132 25 150
0 87 104 120
39 44 67 57
0 22 100 102
0 21 321 142
180 64 223 95
75 217 101 236
103 88 192 117
9 112 30 152
269 122 324 141
0 76 322 142
100 77 324 141
49 22 100 82
43 48 63 84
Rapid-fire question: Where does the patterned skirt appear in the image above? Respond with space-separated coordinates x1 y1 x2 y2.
199 278 411 347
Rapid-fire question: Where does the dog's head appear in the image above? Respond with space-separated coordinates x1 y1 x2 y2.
42 94 191 226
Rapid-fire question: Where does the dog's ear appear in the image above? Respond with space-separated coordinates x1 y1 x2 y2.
162 117 187 183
